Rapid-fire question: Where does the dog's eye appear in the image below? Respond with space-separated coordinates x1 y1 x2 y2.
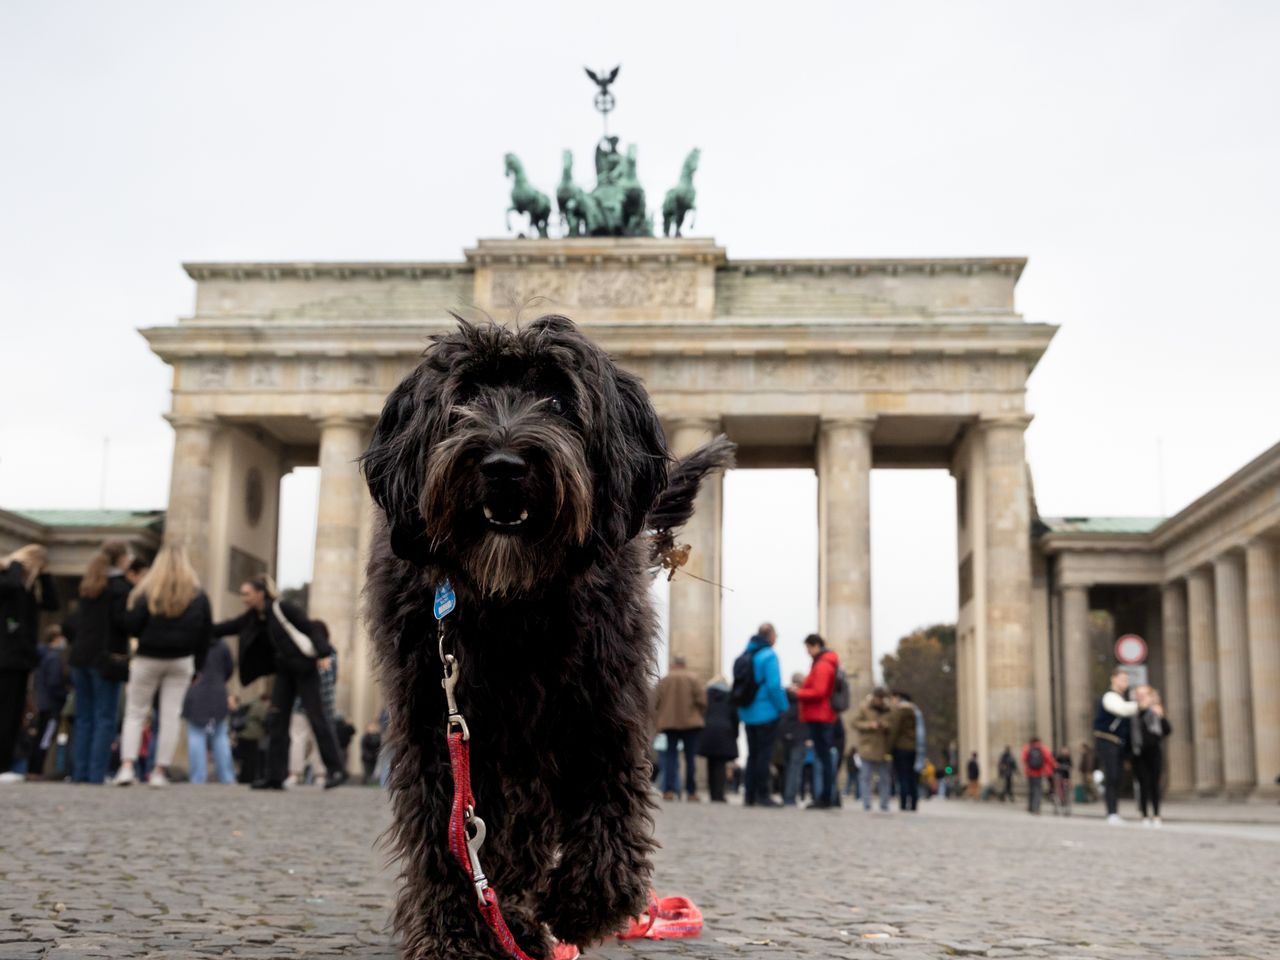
545 396 565 415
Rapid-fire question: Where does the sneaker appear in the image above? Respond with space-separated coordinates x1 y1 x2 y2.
1106 814 1123 826
1141 817 1152 828
112 765 136 787
323 769 349 790
686 793 700 802
282 775 297 789
662 791 677 801
1153 817 1163 828
148 769 169 788
251 779 285 791
0 771 23 784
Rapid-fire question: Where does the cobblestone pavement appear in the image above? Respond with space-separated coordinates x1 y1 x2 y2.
3 783 1278 959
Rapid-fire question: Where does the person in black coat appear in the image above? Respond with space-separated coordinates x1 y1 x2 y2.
1132 685 1172 826
64 540 132 784
114 545 212 787
698 677 740 803
213 575 347 790
0 544 60 776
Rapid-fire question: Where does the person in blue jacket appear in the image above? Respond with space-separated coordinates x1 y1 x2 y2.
738 623 789 807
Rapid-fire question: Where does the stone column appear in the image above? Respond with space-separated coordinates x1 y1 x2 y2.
666 419 723 682
817 418 874 704
1160 579 1195 793
980 417 1035 757
164 415 217 583
1060 584 1092 753
311 417 368 725
1186 567 1222 792
1246 538 1280 794
1213 551 1255 793
349 481 377 770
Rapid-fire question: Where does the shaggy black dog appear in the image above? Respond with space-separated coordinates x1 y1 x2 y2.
361 315 732 959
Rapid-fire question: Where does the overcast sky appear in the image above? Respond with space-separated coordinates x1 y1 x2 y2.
2 2 1277 682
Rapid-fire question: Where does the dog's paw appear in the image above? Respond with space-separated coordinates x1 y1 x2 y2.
540 868 650 946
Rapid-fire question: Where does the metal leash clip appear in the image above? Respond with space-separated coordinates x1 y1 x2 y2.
441 651 470 741
463 808 490 907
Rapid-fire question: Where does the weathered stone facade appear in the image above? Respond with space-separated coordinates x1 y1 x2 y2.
1041 443 1280 796
143 237 1056 775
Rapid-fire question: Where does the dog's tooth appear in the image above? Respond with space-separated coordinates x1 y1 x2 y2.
519 509 529 521
483 506 494 520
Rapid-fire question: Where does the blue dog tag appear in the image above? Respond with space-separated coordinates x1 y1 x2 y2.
433 580 456 620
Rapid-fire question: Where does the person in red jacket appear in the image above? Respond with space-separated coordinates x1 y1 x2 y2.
791 634 839 809
1021 736 1056 815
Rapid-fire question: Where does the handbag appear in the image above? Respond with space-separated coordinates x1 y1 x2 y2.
271 601 317 659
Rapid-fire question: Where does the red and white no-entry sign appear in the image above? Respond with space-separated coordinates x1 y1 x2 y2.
1115 634 1148 665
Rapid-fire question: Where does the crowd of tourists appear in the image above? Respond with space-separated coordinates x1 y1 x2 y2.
0 540 385 789
652 624 939 811
981 667 1171 826
652 626 1177 827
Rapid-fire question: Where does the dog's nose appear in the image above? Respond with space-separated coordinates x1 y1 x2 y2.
479 450 527 481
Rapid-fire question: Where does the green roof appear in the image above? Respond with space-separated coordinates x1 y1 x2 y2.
15 509 164 531
1041 516 1164 535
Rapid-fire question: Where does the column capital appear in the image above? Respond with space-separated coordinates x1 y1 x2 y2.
315 414 370 433
1212 548 1246 570
667 416 721 434
818 415 876 435
165 413 216 431
1245 533 1279 552
977 413 1034 431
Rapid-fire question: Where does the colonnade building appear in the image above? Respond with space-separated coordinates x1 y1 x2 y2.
135 237 1279 790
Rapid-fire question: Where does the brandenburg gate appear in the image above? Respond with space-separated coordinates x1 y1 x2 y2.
143 237 1054 778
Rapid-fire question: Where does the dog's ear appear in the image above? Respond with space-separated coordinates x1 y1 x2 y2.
361 371 435 566
598 368 669 548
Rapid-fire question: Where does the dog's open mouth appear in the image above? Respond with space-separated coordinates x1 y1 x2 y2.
483 504 529 528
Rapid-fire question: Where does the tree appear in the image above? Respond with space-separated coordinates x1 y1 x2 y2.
880 623 957 764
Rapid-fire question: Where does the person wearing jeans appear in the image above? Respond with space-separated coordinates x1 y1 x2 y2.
736 624 789 807
652 655 707 799
182 635 236 785
187 718 234 784
853 687 895 811
792 634 840 809
64 540 131 784
69 666 120 783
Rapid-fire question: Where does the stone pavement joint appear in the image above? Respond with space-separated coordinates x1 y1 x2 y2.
2 785 1277 959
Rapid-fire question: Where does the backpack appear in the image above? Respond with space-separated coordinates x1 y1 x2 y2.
1027 744 1045 772
730 647 762 708
829 664 851 713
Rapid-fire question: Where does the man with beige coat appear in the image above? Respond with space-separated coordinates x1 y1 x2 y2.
654 655 707 801
852 686 895 811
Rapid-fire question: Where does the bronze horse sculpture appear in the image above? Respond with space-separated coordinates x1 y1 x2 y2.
662 148 700 238
504 152 551 238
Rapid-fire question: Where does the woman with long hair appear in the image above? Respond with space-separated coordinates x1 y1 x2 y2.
0 544 60 777
65 539 131 783
213 574 347 790
1132 684 1171 827
115 545 211 786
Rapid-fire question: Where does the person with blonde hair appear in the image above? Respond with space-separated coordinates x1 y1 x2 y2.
1132 684 1171 827
114 545 211 786
64 540 132 783
0 544 60 778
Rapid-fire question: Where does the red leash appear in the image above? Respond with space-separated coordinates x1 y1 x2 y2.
439 627 545 960
434 581 695 958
